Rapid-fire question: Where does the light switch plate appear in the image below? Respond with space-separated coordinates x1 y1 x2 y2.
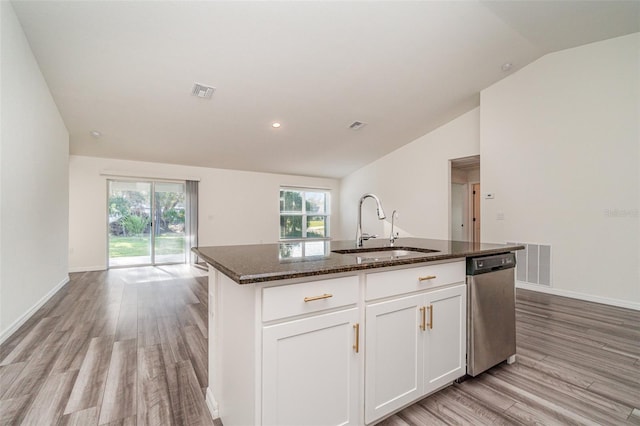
484 193 495 199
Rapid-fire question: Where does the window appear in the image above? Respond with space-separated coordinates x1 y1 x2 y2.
280 187 330 241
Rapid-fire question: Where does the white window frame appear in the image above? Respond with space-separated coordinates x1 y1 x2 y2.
279 187 331 242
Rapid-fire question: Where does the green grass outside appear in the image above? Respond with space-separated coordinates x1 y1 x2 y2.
109 234 185 257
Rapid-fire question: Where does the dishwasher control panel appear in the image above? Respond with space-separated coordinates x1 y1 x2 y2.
466 252 516 275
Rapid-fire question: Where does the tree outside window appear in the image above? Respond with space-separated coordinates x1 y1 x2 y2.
279 188 330 241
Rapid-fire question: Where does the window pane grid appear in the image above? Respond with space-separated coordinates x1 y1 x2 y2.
280 188 330 241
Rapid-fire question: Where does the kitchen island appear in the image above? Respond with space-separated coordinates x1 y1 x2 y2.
194 238 523 426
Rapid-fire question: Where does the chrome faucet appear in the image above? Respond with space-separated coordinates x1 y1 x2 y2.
389 210 399 246
356 193 386 247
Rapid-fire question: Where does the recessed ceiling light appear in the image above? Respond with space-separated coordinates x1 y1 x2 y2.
90 130 102 138
501 62 513 72
272 122 281 128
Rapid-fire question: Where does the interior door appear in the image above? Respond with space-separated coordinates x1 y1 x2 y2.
451 183 467 241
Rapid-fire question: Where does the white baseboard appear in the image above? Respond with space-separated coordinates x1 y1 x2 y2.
0 275 70 345
69 265 106 273
205 387 219 419
516 282 640 311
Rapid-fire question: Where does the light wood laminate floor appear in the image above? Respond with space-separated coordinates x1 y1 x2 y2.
1 266 639 425
0 265 216 426
379 288 640 426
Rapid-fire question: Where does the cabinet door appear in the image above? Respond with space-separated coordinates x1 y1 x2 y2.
365 294 423 424
423 284 466 393
262 308 359 426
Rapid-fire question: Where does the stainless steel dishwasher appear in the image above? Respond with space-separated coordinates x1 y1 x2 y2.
466 252 517 376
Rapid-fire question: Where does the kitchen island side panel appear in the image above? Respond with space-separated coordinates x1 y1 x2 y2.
215 269 259 425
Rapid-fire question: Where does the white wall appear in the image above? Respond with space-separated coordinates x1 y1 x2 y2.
451 166 479 184
481 34 639 306
1 2 69 339
339 108 480 241
69 155 340 271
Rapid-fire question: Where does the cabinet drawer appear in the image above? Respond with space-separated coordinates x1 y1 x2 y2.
366 261 465 301
262 276 359 322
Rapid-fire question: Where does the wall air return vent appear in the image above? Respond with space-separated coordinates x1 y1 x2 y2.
507 242 552 287
192 83 215 99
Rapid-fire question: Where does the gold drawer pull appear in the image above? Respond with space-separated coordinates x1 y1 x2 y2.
418 275 437 282
353 323 360 353
304 293 333 302
420 306 426 331
428 304 433 329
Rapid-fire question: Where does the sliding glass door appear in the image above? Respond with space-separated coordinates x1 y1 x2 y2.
108 181 152 266
153 182 186 264
108 179 186 267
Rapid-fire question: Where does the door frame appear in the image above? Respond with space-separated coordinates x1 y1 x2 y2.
470 181 480 244
107 178 187 268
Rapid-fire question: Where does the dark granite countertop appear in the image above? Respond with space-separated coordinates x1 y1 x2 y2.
193 238 525 285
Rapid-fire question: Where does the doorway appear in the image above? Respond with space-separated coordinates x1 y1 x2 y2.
108 179 187 267
450 156 480 243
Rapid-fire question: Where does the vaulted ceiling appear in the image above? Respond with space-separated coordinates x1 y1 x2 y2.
11 1 640 178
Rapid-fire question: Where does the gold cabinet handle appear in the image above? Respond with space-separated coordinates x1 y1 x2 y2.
418 275 437 282
304 293 333 302
419 306 426 331
353 323 360 353
428 304 433 329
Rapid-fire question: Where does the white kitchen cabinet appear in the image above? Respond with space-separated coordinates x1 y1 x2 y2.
263 308 360 426
424 285 466 392
208 259 466 426
210 271 360 426
365 294 423 424
364 262 466 424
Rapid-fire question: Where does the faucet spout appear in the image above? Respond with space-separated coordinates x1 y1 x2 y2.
356 193 386 247
389 210 399 246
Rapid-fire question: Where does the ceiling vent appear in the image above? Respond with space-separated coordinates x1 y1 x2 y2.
349 121 367 131
192 83 215 99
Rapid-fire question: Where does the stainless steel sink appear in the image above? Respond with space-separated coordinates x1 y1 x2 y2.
353 249 413 259
332 246 439 263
